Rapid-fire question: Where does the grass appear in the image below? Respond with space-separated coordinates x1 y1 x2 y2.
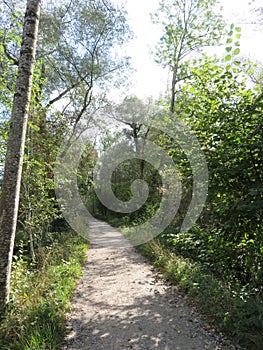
136 239 263 350
0 231 88 350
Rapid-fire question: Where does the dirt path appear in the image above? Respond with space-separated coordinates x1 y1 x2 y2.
62 219 235 350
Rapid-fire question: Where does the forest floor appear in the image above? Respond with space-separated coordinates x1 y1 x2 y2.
62 218 237 350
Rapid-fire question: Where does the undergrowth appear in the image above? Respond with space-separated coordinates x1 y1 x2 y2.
0 231 88 350
136 239 263 350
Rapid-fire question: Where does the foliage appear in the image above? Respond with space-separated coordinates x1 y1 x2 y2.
0 0 131 117
0 0 130 266
152 0 226 112
0 230 88 350
165 56 263 287
36 0 131 124
150 54 263 349
0 2 27 114
86 97 164 224
137 238 262 350
17 110 68 262
96 56 263 350
152 0 225 67
0 0 263 348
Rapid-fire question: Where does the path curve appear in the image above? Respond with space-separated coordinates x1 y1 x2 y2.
63 219 235 350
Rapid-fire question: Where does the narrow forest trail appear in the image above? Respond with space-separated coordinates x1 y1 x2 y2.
62 219 234 350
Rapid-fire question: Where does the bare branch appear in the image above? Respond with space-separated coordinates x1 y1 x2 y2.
2 39 19 66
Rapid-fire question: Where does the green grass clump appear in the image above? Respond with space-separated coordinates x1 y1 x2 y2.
0 232 88 350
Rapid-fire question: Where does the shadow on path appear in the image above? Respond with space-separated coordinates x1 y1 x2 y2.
62 219 231 350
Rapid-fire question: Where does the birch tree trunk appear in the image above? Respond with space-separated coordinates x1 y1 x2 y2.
0 0 41 310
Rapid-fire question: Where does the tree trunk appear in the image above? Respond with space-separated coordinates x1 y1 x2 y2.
170 63 179 114
0 0 41 311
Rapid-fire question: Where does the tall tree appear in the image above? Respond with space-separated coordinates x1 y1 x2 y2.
0 0 130 128
36 0 130 129
0 0 41 309
0 0 130 269
152 0 225 113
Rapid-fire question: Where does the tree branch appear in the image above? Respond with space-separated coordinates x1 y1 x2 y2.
2 40 19 66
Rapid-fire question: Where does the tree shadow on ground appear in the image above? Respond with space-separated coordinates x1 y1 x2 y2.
63 246 225 350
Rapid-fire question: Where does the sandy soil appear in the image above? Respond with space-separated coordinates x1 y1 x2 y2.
62 219 237 350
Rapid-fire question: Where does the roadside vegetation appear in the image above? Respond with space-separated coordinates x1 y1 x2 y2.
0 1 262 349
103 211 263 350
137 239 262 350
0 228 88 350
84 4 263 350
0 0 128 347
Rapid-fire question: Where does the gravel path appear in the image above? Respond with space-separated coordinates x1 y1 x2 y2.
62 219 235 350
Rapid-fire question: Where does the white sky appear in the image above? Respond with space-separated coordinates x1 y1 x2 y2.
113 0 263 99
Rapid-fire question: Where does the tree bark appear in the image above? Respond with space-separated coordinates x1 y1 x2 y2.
170 68 177 114
0 0 41 310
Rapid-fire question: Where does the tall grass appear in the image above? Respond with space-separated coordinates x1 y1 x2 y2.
0 231 88 350
137 239 263 350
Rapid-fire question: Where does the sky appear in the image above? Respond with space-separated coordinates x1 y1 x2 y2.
115 0 263 99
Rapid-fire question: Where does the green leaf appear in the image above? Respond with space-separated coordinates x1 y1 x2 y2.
235 27 241 32
28 121 40 132
225 54 232 62
234 60 240 66
227 38 233 43
235 34 241 39
225 46 232 52
234 48 240 55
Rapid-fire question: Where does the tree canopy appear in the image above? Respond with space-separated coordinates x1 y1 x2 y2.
0 0 263 348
